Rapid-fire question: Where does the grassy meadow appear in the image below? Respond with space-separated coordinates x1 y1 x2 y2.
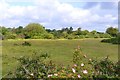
2 38 118 76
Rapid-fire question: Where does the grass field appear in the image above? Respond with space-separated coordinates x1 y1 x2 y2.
2 38 118 76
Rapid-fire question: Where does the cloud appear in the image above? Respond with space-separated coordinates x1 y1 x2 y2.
0 0 118 32
84 2 118 9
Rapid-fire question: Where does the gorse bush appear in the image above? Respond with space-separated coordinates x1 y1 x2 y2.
3 46 120 79
101 33 120 44
22 41 31 46
101 37 120 44
13 41 31 46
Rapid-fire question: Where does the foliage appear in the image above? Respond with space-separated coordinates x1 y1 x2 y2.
67 34 74 39
99 33 111 38
24 23 47 39
101 37 120 44
101 31 119 44
4 33 17 39
43 33 54 39
91 57 119 78
22 41 31 46
1 24 118 40
5 53 52 78
0 26 9 35
81 30 89 35
106 27 118 37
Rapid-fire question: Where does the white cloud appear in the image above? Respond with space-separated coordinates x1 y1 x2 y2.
0 0 118 32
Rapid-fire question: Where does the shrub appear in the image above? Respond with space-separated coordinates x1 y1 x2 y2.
114 61 120 77
92 58 120 79
5 33 16 39
94 34 99 38
67 35 74 39
78 35 85 39
43 33 54 39
22 41 31 46
32 36 41 39
85 35 90 38
5 53 53 78
101 39 111 43
101 37 120 44
92 57 116 78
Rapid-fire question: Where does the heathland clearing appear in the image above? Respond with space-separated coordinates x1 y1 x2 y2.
2 39 118 76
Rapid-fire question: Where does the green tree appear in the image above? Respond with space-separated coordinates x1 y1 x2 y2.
67 27 73 34
0 26 9 35
15 26 24 34
81 30 89 35
24 23 47 39
76 27 81 35
106 27 118 37
91 30 97 35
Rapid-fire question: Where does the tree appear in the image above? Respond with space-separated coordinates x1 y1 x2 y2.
67 27 73 34
70 27 73 31
106 27 118 37
81 30 89 35
91 30 97 35
24 23 47 38
15 26 24 34
0 26 9 35
76 27 81 35
46 29 52 33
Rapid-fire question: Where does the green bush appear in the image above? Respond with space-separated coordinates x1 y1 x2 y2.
32 36 42 39
92 57 118 78
5 53 54 78
43 33 54 39
101 37 120 44
101 33 120 44
5 33 16 39
101 39 111 43
78 35 85 39
22 41 31 46
67 35 74 39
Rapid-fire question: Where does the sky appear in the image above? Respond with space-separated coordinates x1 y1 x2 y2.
0 0 119 32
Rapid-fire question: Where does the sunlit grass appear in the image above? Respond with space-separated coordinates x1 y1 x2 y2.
2 38 118 76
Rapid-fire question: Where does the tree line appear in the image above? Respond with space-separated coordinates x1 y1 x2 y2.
0 23 119 40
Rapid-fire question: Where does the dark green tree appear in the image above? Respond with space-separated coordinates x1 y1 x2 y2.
0 26 9 35
67 27 73 34
76 27 81 35
106 27 118 37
